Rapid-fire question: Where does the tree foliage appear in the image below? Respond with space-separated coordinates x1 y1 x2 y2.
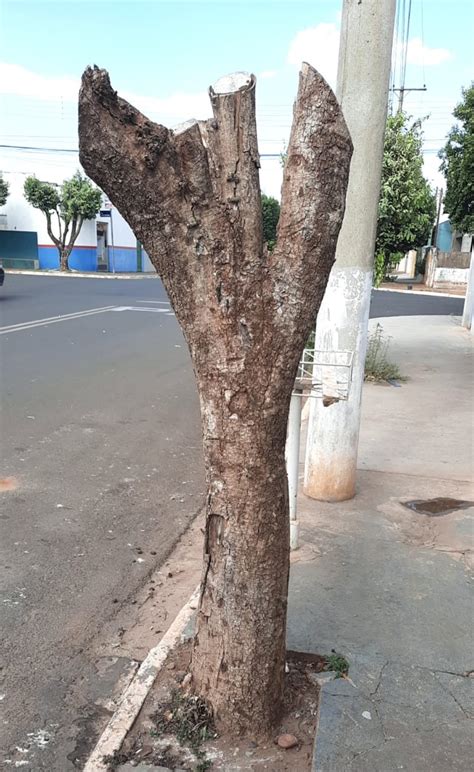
261 193 280 251
24 171 102 270
439 83 474 234
376 113 436 277
0 173 9 207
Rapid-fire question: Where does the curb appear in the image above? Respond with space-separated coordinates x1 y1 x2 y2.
376 286 466 299
83 586 200 772
5 270 158 280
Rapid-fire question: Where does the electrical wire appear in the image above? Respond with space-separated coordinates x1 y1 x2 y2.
401 0 413 95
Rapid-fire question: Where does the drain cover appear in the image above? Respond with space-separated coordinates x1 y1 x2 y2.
403 497 474 517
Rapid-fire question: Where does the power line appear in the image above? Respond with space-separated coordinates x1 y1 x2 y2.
0 143 286 161
0 143 78 153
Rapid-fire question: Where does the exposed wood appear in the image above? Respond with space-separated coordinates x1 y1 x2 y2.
79 62 352 735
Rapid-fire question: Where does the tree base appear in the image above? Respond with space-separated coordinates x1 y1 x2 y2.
116 640 335 771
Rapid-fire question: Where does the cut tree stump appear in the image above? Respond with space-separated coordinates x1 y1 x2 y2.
79 63 352 736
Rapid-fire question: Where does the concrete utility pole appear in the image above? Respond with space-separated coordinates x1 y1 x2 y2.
462 245 474 331
304 0 396 501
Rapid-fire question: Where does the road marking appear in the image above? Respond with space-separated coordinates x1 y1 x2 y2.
112 306 171 313
0 304 176 335
135 299 171 305
0 305 118 335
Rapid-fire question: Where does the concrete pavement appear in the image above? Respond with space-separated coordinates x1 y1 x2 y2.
290 315 473 771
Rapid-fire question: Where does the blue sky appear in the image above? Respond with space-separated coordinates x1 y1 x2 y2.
0 0 472 196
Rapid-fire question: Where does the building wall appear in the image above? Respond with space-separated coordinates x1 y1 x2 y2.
38 245 97 271
108 246 138 273
434 266 469 286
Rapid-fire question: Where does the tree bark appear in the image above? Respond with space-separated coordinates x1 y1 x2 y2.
45 211 69 271
59 247 70 271
79 63 352 735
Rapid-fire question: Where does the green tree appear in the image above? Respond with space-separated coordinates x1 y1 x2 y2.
261 193 280 251
439 83 474 235
0 173 9 206
24 171 102 270
375 113 436 284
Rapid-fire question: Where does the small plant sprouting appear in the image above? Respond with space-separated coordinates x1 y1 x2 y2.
326 652 349 678
364 323 406 383
151 688 216 770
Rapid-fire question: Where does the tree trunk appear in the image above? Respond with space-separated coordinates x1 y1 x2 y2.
79 64 352 735
59 247 70 271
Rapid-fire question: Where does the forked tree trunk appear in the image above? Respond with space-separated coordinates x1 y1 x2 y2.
79 64 352 735
59 247 70 271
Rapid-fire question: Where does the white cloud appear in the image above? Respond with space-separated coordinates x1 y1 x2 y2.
0 62 79 101
285 27 451 91
286 23 340 87
258 70 277 80
0 62 212 123
405 37 452 67
122 89 210 123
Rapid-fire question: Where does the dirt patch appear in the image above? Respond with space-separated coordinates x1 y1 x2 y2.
111 643 341 771
0 477 17 492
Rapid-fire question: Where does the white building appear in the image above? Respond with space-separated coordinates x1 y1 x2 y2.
0 171 155 272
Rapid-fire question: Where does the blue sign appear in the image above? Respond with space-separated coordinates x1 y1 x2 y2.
100 209 111 218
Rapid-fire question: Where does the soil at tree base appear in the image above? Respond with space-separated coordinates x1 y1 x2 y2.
109 643 338 771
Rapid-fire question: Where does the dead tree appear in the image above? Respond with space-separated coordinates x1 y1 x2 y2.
79 64 352 735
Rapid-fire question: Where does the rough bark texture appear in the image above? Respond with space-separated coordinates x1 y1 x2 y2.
79 63 352 735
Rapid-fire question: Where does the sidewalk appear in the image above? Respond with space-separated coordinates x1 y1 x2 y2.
290 315 473 771
89 315 472 772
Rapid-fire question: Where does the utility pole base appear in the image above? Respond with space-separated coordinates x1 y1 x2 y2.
304 462 356 502
290 520 300 551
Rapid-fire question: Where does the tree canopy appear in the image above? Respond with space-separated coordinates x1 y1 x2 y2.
439 83 474 235
376 113 436 274
261 193 280 251
24 171 102 270
0 173 9 207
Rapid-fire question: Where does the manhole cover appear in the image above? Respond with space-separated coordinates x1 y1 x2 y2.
403 497 474 517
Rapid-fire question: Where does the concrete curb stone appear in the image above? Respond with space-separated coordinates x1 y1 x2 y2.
83 587 199 772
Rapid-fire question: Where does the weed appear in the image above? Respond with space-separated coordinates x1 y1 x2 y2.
151 688 216 770
326 652 349 678
102 750 132 771
364 323 406 383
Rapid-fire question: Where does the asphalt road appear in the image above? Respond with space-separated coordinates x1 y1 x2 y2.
0 275 465 770
0 275 205 770
369 287 464 318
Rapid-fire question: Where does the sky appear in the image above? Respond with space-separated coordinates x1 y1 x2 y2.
0 0 472 198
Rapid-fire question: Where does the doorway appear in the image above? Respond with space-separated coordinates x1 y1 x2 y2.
96 223 109 271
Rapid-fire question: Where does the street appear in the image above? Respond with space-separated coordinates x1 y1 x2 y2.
0 275 205 769
0 275 465 770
